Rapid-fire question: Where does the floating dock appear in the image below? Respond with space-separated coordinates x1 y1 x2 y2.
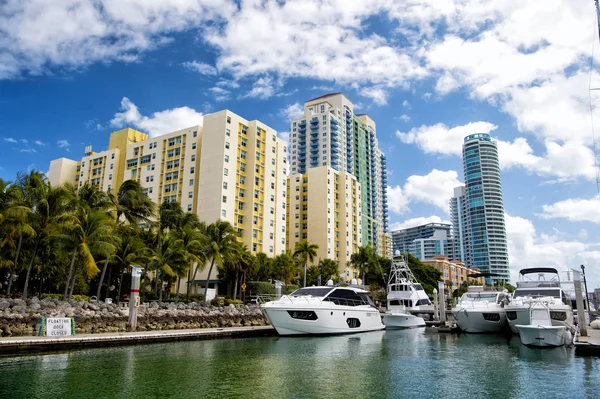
574 328 600 356
0 326 276 355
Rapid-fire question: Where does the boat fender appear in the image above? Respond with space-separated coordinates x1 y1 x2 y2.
591 319 600 330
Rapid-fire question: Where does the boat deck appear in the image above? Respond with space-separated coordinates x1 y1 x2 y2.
0 326 276 355
574 328 600 356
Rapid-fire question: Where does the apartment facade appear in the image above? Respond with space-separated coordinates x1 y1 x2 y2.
391 223 453 258
288 93 390 270
422 256 485 295
451 133 510 284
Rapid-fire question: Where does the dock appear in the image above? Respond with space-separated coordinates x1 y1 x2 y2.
574 328 600 356
0 326 276 355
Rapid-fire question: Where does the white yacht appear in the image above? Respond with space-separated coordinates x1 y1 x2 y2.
382 256 426 328
506 268 574 334
261 285 385 335
452 286 510 333
516 299 572 347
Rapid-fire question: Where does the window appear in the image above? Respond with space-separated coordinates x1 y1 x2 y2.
221 209 226 217
223 182 228 190
188 204 192 212
241 150 247 159
191 155 196 161
226 129 230 136
225 142 230 149
238 215 244 224
224 169 229 176
241 138 247 147
189 179 194 186
109 174 112 180
227 116 231 123
192 143 196 150
240 163 246 172
190 167 195 174
110 164 114 170
222 195 227 203
193 130 197 138
224 155 229 162
111 153 115 159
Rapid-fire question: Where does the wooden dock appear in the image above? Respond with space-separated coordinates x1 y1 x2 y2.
0 326 276 355
574 328 600 356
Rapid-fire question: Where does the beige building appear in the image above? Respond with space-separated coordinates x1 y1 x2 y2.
422 255 485 295
48 110 288 296
286 166 362 281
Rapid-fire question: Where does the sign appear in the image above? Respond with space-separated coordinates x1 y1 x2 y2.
134 296 140 308
45 318 74 337
241 283 247 291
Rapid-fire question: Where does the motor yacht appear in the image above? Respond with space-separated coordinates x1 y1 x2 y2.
516 299 572 347
452 286 510 333
506 268 574 334
382 256 426 328
260 285 384 335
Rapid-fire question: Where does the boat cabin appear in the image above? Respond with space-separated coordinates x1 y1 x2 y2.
289 287 376 307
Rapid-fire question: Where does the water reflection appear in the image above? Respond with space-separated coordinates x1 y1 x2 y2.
0 331 598 399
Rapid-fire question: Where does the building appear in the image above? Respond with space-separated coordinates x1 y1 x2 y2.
450 133 510 284
422 256 485 295
287 93 390 275
287 94 390 255
48 110 288 294
391 223 452 259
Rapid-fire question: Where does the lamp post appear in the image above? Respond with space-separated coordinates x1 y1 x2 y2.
581 264 591 322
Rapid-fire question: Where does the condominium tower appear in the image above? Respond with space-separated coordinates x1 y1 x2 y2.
48 110 289 261
391 223 453 260
287 93 390 277
450 133 509 283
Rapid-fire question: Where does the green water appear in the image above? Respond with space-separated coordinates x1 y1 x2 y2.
0 330 598 399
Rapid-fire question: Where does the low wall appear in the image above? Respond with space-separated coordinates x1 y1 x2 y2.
0 297 268 337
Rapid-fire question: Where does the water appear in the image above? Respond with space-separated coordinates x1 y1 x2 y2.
0 330 598 399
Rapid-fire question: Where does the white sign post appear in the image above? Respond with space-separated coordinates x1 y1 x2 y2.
128 265 143 332
45 318 73 336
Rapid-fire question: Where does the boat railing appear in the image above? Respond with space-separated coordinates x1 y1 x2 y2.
273 294 372 307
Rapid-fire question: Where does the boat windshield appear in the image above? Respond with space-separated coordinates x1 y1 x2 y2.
513 289 560 299
413 284 424 291
462 293 498 302
289 287 333 297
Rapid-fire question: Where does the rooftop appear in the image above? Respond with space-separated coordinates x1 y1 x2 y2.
305 92 348 103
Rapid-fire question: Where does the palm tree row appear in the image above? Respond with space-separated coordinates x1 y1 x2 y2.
0 170 351 303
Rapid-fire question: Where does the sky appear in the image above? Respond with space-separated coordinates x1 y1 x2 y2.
1 0 599 288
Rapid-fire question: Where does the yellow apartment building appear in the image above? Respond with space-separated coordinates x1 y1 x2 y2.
422 255 485 295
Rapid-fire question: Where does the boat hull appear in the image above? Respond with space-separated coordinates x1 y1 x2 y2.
453 309 507 333
507 307 573 334
382 313 425 328
261 306 385 336
516 325 569 347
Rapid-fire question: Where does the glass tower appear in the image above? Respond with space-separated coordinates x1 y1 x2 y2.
454 133 509 283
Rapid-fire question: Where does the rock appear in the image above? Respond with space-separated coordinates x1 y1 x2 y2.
12 299 26 307
88 303 99 311
30 303 41 311
0 300 10 310
11 305 26 313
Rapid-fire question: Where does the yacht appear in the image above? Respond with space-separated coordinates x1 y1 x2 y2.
452 286 510 333
516 299 572 347
382 256 426 328
260 285 385 335
506 268 574 334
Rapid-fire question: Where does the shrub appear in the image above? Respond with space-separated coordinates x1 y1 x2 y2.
246 281 275 296
40 293 90 302
285 285 299 294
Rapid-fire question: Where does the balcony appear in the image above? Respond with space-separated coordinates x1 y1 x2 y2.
310 118 319 126
310 153 319 160
299 120 306 127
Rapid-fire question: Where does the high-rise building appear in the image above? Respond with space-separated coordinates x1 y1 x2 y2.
287 93 390 271
48 110 288 261
451 133 509 283
391 223 453 260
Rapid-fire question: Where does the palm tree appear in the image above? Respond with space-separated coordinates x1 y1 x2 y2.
350 245 378 285
63 208 116 300
110 225 145 302
96 180 155 300
201 220 238 304
248 252 271 282
22 174 74 299
174 214 204 303
271 253 297 285
293 240 319 287
148 233 186 304
318 258 339 284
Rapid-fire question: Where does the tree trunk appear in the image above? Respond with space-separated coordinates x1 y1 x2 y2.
189 262 201 300
303 262 307 287
233 270 239 300
96 258 110 301
242 270 247 302
186 268 191 299
6 267 14 295
68 264 78 300
158 275 164 304
22 236 42 300
362 272 366 286
105 265 113 301
116 269 125 304
202 259 215 305
64 250 77 301
6 235 23 294
176 276 181 304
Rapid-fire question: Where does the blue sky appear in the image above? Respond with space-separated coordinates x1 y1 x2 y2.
1 0 599 287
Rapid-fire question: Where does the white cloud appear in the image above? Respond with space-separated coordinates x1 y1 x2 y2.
397 122 497 156
538 195 600 224
3 137 17 143
0 0 235 79
34 140 44 146
242 76 280 99
182 61 217 76
388 169 462 214
110 97 204 138
20 139 28 144
209 86 231 102
277 131 290 143
56 140 70 152
390 216 450 231
398 114 410 122
398 122 597 180
19 148 36 153
402 100 411 109
505 213 600 287
362 86 388 105
434 71 460 95
280 102 304 121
